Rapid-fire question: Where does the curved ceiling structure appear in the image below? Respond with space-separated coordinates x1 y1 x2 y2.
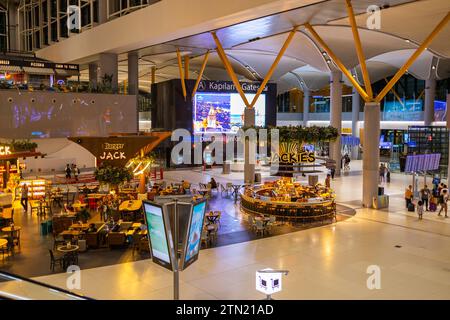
72 0 450 94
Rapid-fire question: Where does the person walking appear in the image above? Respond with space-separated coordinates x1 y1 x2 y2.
330 163 336 180
73 165 80 182
405 185 413 208
379 163 386 183
417 200 424 220
420 185 431 211
65 164 72 179
21 184 29 212
325 174 331 188
438 189 448 218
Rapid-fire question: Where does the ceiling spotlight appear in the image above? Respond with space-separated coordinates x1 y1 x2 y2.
405 39 410 43
432 65 436 70
352 74 356 78
326 59 331 64
322 52 327 56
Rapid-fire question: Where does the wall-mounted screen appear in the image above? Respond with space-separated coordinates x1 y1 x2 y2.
143 202 173 271
181 200 207 270
193 93 266 134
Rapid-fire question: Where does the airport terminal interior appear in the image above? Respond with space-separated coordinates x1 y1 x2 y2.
0 0 448 300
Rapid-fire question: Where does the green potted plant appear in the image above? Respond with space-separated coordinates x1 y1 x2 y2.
94 165 133 192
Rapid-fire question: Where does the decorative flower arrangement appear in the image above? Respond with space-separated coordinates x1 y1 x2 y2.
94 165 133 190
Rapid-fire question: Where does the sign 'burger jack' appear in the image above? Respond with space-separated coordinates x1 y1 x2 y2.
68 133 171 167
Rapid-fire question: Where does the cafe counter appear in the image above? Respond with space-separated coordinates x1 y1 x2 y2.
240 179 336 223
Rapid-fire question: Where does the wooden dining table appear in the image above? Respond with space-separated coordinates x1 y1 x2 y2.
72 203 88 211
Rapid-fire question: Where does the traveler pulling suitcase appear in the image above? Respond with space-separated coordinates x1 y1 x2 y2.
429 202 437 212
407 202 415 212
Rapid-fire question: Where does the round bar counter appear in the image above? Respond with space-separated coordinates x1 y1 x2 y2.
240 180 336 223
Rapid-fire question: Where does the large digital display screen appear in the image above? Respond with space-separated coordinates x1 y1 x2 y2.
143 202 173 270
0 92 137 139
193 93 266 134
405 153 441 173
182 200 207 270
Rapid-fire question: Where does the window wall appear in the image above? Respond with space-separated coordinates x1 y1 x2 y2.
18 0 99 51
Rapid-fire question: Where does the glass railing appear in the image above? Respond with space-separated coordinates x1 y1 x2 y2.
0 272 91 300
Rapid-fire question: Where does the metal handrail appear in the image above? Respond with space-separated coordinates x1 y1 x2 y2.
0 271 92 300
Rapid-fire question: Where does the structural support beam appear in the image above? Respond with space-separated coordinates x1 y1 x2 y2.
192 51 210 98
376 13 450 102
351 89 360 160
249 27 298 108
305 23 369 102
303 88 310 127
151 66 156 85
424 78 436 126
128 51 139 95
176 49 187 100
345 0 373 99
184 56 190 80
362 102 381 208
212 31 251 108
330 70 343 177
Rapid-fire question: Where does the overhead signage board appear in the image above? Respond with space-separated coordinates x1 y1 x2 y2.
195 80 268 94
405 153 441 173
255 269 282 295
143 201 175 271
68 136 164 167
0 57 79 71
181 200 207 270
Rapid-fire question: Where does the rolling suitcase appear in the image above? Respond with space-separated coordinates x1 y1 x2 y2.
407 202 415 212
429 202 437 212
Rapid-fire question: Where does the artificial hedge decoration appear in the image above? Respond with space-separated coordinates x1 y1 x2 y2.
244 125 339 143
9 140 38 152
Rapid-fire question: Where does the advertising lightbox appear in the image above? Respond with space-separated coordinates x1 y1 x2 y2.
193 92 266 134
143 201 175 271
181 200 207 270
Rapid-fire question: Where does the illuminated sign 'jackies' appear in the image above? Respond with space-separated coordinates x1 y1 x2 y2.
271 152 315 164
0 146 11 156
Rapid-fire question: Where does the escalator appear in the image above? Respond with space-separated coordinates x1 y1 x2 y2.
0 271 91 300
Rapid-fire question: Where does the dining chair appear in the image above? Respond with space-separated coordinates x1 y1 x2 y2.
255 220 265 237
201 231 210 248
247 215 256 231
214 211 221 228
49 249 64 272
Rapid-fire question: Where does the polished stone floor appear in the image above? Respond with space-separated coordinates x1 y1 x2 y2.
26 161 450 300
0 167 355 278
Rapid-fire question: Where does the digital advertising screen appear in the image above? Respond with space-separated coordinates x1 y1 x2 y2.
193 92 266 134
143 202 173 271
181 200 207 270
434 100 447 122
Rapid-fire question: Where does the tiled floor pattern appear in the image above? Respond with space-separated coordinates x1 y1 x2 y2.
28 161 450 299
